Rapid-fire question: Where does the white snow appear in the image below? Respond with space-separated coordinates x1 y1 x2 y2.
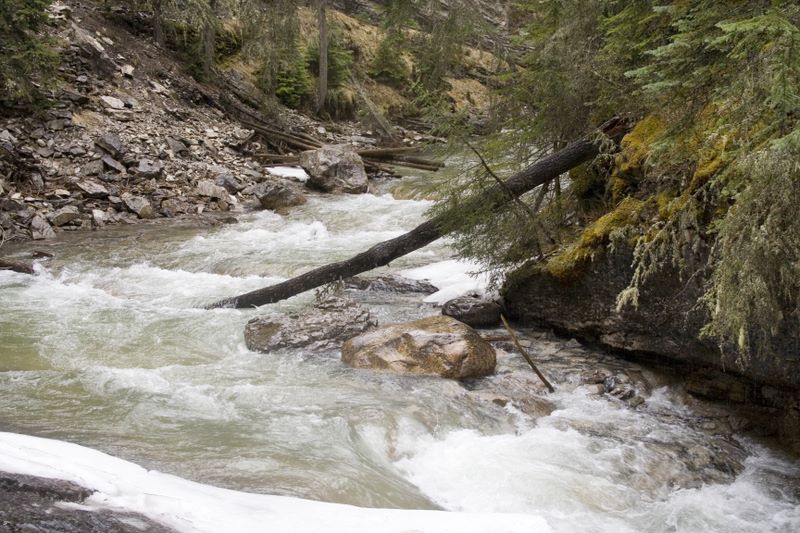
0 431 551 533
401 259 492 304
266 166 309 182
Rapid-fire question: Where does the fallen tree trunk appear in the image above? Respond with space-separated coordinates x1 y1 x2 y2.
208 118 632 309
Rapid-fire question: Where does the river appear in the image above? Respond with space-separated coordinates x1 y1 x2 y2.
0 180 798 532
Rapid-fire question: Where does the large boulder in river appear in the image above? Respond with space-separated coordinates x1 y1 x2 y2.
442 295 502 327
245 296 374 352
299 145 368 194
341 315 496 379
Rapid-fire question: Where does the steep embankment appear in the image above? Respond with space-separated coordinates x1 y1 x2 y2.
502 118 800 452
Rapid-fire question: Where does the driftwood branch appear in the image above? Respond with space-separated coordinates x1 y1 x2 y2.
208 117 632 309
500 314 555 393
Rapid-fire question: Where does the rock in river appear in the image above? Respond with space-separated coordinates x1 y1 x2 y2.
299 144 368 194
245 296 374 352
442 295 502 327
341 315 497 379
253 181 306 210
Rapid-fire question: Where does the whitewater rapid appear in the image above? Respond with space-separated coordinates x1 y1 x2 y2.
0 186 798 532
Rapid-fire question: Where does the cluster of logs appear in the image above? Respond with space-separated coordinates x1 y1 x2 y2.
241 116 445 175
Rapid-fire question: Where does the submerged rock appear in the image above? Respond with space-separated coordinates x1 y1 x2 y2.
299 144 368 194
442 295 502 327
342 315 497 379
245 296 374 352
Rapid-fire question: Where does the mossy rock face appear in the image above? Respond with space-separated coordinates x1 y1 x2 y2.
545 197 647 281
341 315 496 380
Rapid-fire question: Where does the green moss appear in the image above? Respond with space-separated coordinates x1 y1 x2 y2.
615 115 665 176
545 197 646 281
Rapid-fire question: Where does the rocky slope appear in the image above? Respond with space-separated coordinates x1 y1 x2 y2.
0 1 425 247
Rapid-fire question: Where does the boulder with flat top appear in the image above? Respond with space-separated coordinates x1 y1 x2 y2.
341 315 496 379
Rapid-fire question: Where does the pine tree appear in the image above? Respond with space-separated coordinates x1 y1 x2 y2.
0 0 58 105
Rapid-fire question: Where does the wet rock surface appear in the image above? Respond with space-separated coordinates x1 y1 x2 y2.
441 295 501 327
344 274 438 294
252 181 307 210
0 471 172 532
245 296 375 352
342 315 497 379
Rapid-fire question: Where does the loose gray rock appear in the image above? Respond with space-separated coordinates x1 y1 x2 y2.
253 181 306 210
95 132 125 158
30 215 55 240
245 296 374 352
299 144 368 194
195 180 229 201
121 193 153 219
76 180 109 199
81 158 104 176
442 296 502 328
100 95 125 109
342 315 497 379
48 206 81 227
101 154 126 174
136 159 163 178
215 174 244 193
91 209 107 226
166 136 188 155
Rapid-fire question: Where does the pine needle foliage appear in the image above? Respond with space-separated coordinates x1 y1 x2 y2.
437 0 800 359
0 0 58 106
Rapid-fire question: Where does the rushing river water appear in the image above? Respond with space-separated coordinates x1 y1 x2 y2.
0 182 798 532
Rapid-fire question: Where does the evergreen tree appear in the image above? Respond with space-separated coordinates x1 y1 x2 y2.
0 0 57 105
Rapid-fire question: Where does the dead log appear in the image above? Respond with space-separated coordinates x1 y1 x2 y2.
208 117 632 309
368 158 442 172
357 147 420 158
500 314 555 393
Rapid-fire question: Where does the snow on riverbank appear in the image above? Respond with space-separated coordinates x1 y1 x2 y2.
0 432 550 533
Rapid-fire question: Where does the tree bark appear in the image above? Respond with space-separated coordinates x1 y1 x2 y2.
201 0 218 78
208 118 632 309
153 0 165 47
317 0 328 114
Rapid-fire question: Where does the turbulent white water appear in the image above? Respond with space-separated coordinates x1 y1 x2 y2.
0 186 798 532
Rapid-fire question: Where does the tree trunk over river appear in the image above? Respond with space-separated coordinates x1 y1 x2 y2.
208 118 632 309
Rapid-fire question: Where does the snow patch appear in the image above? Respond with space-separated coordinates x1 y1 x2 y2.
0 432 551 533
